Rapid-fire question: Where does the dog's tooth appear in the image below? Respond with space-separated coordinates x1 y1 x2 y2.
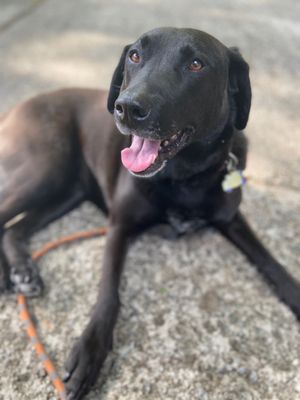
164 140 169 146
171 134 177 141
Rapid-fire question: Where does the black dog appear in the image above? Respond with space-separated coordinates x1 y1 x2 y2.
0 27 299 399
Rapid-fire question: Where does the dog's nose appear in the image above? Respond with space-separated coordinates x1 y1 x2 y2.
115 99 150 123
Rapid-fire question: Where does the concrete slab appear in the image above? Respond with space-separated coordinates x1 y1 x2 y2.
0 1 299 399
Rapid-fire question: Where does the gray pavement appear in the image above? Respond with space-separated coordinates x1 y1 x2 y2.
0 1 299 399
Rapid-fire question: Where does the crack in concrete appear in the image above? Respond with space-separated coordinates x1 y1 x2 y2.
0 0 47 34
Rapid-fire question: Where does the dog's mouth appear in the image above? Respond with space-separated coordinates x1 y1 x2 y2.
121 129 190 177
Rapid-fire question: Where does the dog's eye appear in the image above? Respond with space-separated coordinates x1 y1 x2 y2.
129 50 141 64
188 58 203 71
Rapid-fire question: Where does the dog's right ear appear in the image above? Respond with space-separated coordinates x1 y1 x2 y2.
107 45 131 114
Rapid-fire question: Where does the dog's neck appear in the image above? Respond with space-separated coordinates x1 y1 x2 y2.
158 125 235 181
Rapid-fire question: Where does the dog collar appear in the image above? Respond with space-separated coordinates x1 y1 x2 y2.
222 152 246 193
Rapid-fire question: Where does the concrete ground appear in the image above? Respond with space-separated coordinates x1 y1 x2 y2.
0 1 299 399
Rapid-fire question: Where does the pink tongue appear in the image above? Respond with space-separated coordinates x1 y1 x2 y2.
121 135 160 172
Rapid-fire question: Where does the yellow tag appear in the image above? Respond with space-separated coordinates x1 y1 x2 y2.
222 170 245 192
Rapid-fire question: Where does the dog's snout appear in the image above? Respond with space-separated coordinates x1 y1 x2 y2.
115 102 125 119
131 103 149 120
115 98 151 124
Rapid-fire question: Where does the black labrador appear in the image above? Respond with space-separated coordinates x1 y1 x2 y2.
0 27 299 399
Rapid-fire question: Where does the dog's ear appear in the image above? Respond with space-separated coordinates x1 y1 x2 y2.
228 47 252 130
107 45 131 114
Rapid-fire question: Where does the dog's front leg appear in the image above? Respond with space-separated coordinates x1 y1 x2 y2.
64 222 129 399
64 173 160 400
215 211 300 319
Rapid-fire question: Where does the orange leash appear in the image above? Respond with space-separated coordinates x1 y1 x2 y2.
17 227 107 400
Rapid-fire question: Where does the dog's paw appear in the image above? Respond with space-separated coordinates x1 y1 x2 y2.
10 260 44 297
64 326 112 400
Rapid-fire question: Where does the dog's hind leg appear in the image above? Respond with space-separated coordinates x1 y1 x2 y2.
0 183 42 293
214 211 300 319
2 187 85 297
0 228 10 293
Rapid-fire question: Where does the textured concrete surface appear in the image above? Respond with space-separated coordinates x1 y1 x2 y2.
0 1 299 399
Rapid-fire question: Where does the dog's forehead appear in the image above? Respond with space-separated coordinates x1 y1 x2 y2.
136 27 228 62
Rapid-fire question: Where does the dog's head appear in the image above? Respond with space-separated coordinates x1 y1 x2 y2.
108 27 251 178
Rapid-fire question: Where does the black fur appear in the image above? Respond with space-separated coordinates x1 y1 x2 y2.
0 28 299 400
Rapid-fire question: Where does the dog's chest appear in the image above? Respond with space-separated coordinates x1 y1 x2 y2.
165 208 207 235
155 176 217 234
